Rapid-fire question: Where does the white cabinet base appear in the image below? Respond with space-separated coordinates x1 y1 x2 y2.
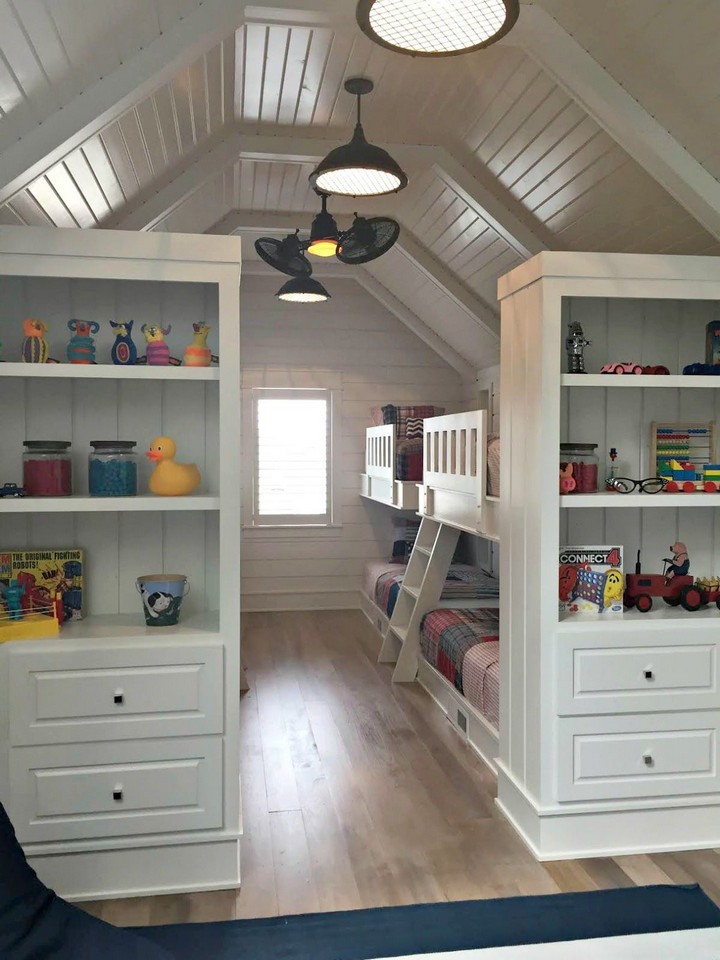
497 762 720 861
29 836 241 901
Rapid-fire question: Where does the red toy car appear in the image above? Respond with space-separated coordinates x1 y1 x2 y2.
600 361 643 375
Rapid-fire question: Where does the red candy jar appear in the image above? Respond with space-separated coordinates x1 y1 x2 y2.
23 441 72 496
559 442 599 494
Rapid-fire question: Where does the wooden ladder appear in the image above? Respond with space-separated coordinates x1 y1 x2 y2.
378 516 460 682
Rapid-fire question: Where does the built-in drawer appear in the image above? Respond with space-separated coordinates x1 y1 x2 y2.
10 736 222 842
557 713 719 801
9 643 223 745
557 637 716 716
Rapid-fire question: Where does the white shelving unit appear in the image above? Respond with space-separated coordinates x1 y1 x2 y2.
0 227 241 900
497 251 720 861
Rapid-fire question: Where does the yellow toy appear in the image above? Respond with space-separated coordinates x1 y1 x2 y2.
183 322 212 367
603 568 624 607
146 436 201 496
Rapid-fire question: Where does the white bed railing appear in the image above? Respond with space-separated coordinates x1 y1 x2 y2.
360 424 419 510
419 409 498 539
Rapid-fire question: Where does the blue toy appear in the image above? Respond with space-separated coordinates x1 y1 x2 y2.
67 320 99 364
683 362 720 375
110 320 138 365
5 579 24 620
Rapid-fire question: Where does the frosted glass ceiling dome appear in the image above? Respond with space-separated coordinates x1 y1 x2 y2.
356 0 520 56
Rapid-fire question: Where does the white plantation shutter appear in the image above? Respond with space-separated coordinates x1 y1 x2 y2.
253 389 332 525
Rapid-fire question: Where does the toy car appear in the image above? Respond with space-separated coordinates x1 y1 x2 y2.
0 482 25 498
600 361 643 375
682 363 720 375
642 365 670 375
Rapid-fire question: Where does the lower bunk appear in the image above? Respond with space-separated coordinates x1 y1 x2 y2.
361 562 500 773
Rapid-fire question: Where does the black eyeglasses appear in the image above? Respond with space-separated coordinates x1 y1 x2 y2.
606 477 669 494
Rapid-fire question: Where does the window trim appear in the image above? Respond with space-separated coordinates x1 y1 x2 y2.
245 386 341 530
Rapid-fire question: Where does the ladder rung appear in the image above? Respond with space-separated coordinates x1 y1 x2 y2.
402 584 420 600
414 545 432 557
390 625 408 642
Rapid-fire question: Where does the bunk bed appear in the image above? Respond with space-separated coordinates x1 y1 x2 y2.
361 408 503 771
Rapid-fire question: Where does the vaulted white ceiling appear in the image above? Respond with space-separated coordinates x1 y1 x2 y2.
1 0 719 371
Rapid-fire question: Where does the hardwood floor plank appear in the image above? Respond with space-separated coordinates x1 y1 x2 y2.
269 809 320 915
612 854 675 887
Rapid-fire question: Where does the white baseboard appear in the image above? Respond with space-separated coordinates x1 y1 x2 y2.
242 590 360 611
31 837 241 901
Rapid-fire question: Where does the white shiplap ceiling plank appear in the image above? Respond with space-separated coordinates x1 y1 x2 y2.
170 69 197 154
486 84 571 180
44 163 96 227
135 99 168 177
26 176 78 228
6 191 53 227
117 111 154 191
79 137 126 210
275 27 312 126
100 125 139 202
152 85 182 168
62 150 112 222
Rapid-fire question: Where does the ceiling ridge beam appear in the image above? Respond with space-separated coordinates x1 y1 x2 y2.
0 0 336 207
510 3 720 240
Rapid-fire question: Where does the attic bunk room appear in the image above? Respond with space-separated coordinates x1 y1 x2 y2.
5 2 720 959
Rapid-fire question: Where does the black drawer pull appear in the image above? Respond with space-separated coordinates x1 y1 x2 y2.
643 753 654 767
113 692 124 705
643 669 654 681
112 788 123 801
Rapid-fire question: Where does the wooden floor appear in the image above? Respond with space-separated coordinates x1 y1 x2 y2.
83 609 720 927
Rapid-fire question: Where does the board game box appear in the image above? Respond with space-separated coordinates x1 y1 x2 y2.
0 549 84 621
559 545 624 615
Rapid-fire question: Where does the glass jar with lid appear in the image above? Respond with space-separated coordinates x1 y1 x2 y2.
559 442 599 494
88 441 138 497
23 441 72 496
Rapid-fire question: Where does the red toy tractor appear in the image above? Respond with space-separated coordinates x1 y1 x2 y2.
623 551 702 613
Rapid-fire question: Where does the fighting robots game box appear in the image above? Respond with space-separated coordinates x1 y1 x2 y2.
0 549 84 622
559 545 624 616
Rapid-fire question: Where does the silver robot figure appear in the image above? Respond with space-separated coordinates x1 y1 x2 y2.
566 321 591 374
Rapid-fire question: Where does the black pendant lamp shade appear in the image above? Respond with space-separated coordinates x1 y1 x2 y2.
307 194 340 257
356 0 519 57
309 78 407 198
276 275 331 303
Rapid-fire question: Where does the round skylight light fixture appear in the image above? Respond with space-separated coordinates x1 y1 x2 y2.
276 276 331 303
356 0 519 57
309 78 408 198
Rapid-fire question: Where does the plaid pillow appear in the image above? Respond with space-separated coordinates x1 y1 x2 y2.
405 417 424 440
390 519 420 563
382 405 444 439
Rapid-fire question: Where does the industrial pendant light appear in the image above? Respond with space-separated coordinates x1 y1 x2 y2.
276 276 331 303
309 78 407 198
356 0 519 57
307 193 340 257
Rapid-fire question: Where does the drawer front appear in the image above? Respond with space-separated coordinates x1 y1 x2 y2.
558 715 719 801
10 737 222 842
9 644 223 745
558 640 716 716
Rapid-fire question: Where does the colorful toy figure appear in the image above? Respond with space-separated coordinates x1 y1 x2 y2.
183 322 212 367
664 541 690 579
142 323 172 365
21 319 49 363
565 321 590 374
67 319 99 364
5 579 24 620
110 320 137 365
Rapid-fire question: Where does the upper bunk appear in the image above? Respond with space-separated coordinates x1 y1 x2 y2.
360 407 500 541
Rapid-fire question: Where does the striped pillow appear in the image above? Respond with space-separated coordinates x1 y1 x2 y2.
405 417 424 440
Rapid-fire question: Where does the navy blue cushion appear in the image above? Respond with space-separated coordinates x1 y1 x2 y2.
0 798 174 960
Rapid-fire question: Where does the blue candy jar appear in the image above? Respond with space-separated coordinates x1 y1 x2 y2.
89 441 138 496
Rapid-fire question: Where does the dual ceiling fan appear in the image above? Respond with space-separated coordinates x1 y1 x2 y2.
255 1 518 302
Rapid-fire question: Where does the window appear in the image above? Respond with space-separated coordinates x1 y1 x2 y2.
251 388 336 527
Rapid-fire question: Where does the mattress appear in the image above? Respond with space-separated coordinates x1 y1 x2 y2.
367 563 500 618
420 608 500 729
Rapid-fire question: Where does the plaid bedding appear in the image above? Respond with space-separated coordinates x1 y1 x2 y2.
420 608 500 728
396 437 424 481
374 565 499 618
382 404 443 438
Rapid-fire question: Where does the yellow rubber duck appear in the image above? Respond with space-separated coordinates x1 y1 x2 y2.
146 436 201 496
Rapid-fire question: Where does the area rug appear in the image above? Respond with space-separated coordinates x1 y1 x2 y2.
138 884 720 960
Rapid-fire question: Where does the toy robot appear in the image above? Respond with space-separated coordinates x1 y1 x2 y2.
5 579 24 620
565 321 591 374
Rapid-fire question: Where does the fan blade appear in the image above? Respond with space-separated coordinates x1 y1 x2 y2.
254 235 312 276
336 217 400 265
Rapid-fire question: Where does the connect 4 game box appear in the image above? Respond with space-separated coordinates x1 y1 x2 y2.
559 545 624 616
0 550 84 621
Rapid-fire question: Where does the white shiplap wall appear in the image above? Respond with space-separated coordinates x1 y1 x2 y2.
240 274 468 610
